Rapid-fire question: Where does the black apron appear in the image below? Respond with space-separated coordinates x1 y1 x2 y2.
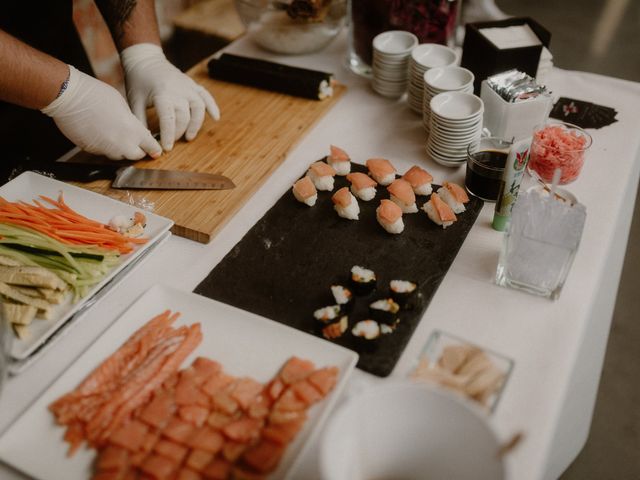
0 2 95 181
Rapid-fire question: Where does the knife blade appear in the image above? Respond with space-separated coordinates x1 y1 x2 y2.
12 161 235 190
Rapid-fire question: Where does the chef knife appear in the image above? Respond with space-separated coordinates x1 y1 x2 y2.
11 160 235 190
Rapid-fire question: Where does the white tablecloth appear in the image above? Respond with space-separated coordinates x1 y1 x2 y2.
1 32 639 480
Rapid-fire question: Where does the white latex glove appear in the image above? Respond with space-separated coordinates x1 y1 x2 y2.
41 65 162 160
120 43 220 152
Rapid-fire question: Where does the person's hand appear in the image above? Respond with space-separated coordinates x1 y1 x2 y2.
41 66 162 160
120 43 220 152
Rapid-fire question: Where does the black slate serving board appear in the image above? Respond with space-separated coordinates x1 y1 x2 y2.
195 163 483 376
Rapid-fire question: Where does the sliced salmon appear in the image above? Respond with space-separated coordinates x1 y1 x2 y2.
139 453 178 480
231 378 263 411
307 367 339 396
188 427 225 454
376 199 402 224
278 357 315 385
202 459 233 480
431 193 457 222
185 449 215 473
387 179 416 205
242 440 285 474
292 177 317 201
443 181 470 203
308 161 336 177
366 158 396 178
109 420 148 452
346 172 377 190
154 439 189 464
222 418 263 443
403 165 433 187
328 145 350 163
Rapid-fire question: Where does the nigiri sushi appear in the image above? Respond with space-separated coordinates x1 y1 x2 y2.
292 176 318 206
346 172 377 201
331 187 360 220
423 193 457 229
402 165 434 196
326 145 351 176
387 179 418 213
437 181 470 214
376 199 404 234
366 158 397 186
307 161 336 191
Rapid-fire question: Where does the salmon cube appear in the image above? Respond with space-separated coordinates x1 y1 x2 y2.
191 357 222 383
307 367 339 396
202 459 232 480
175 378 209 408
261 417 306 446
273 389 306 412
290 380 323 406
278 357 315 385
188 427 224 454
96 445 129 471
110 420 149 452
139 393 175 430
176 468 203 480
185 449 215 472
268 409 307 425
222 441 247 462
162 372 180 392
93 472 129 480
231 378 263 411
163 417 195 444
140 430 160 454
129 450 148 467
211 393 239 416
207 411 235 430
222 418 263 443
154 439 189 464
247 395 270 420
140 454 178 479
179 405 210 427
266 379 284 402
202 373 235 398
231 466 267 480
242 440 285 474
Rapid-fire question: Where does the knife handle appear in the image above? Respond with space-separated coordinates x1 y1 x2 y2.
25 161 121 183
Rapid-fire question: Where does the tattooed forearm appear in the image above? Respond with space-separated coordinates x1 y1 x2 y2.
95 0 138 44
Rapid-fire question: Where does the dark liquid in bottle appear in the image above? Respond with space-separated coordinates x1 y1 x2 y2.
465 150 508 202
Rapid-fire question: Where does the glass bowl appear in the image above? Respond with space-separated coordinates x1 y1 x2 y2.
234 0 347 55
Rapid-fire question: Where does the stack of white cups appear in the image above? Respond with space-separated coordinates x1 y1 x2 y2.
423 66 475 134
427 91 484 167
371 31 419 98
407 44 458 114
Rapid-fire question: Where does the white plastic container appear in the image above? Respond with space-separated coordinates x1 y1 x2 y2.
481 79 552 141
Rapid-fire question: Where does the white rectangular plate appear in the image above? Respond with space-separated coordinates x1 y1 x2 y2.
1 172 174 360
0 284 358 480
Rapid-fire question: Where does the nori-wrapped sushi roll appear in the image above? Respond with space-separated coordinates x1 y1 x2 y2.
351 319 381 353
350 265 376 295
331 285 354 312
389 280 418 308
313 305 341 323
369 298 400 324
322 315 349 340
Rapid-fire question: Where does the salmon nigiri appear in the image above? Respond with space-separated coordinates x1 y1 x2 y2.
331 187 360 220
422 193 457 229
437 181 470 213
402 165 434 196
387 179 418 213
376 199 404 234
346 172 377 201
326 145 351 176
307 161 336 191
292 176 317 207
366 158 396 186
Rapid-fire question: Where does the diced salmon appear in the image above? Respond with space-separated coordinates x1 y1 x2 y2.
292 177 317 200
222 441 248 463
163 417 195 444
443 181 470 203
307 367 339 396
179 405 210 427
140 454 178 479
207 411 236 430
266 379 285 402
247 394 270 420
376 199 402 224
63 421 84 457
162 372 180 392
308 161 336 177
139 393 175 429
231 466 267 480
431 193 457 222
273 388 307 412
96 445 130 472
242 440 285 474
290 379 323 406
222 418 263 443
403 165 433 187
175 468 202 480
387 179 416 205
261 417 306 446
191 358 222 384
211 393 239 416
278 357 315 385
175 376 209 408
93 471 128 480
188 427 225 453
140 430 161 454
109 420 148 452
268 408 307 425
366 158 396 178
202 373 235 398
331 187 353 208
154 438 189 464
346 172 377 190
129 450 148 467
231 378 263 411
201 459 232 480
185 449 215 472
328 145 350 163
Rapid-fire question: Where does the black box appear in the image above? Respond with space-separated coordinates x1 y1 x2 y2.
461 17 551 94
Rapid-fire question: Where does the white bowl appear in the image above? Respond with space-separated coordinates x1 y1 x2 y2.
425 66 475 92
319 382 506 480
373 30 419 56
411 43 458 69
431 91 484 120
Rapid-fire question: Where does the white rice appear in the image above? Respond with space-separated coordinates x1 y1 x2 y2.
331 285 352 305
329 161 351 176
414 183 433 196
370 298 400 314
352 320 380 340
422 201 453 229
334 193 360 220
390 194 418 214
308 169 334 191
351 266 376 282
313 305 341 322
372 172 396 186
350 185 376 201
390 280 416 293
437 186 465 213
376 211 404 234
293 188 317 206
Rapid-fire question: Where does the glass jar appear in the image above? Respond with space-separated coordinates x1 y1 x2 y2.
347 0 459 77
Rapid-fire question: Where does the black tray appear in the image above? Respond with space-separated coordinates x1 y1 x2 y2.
194 163 483 376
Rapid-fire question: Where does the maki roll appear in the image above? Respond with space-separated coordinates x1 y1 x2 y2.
346 172 377 201
307 161 336 191
331 285 354 311
437 181 470 214
387 179 418 214
390 280 418 308
376 199 404 234
313 305 341 323
402 165 433 196
326 145 351 176
292 176 318 206
366 158 397 186
369 298 400 324
380 321 399 335
322 315 349 340
351 319 381 353
350 265 376 295
332 187 360 220
422 193 457 229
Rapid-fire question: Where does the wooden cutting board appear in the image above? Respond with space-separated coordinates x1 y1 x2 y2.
75 59 345 243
